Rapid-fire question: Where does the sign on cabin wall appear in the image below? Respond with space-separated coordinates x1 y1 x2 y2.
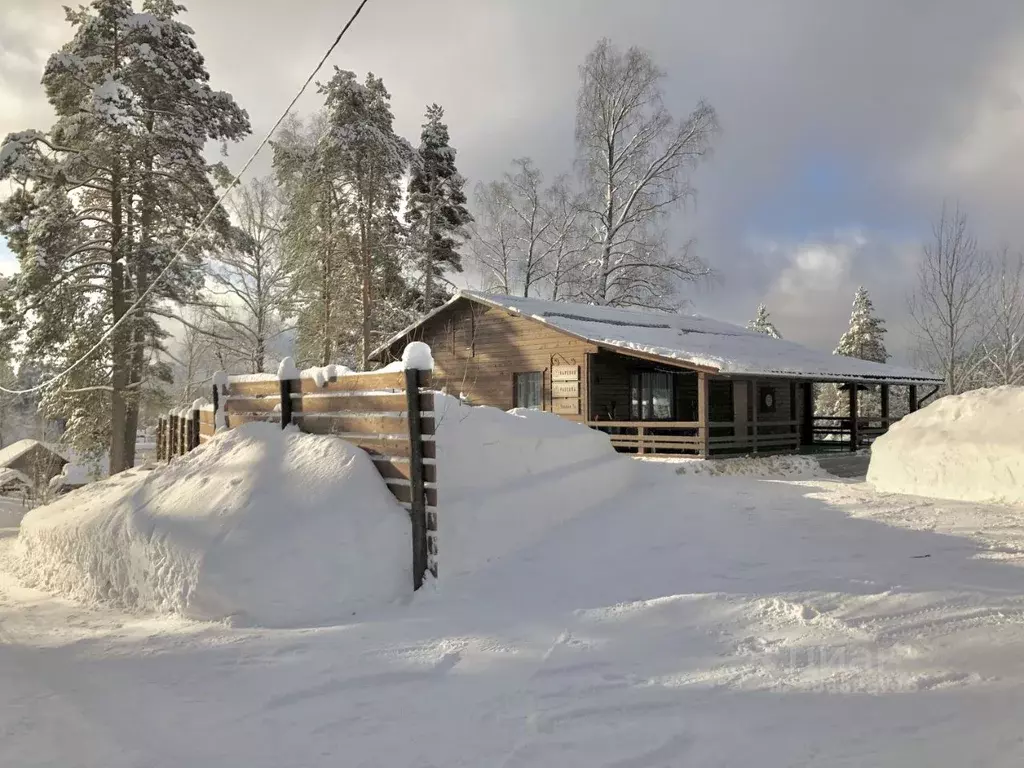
550 360 581 415
552 365 580 382
552 398 581 415
551 380 579 398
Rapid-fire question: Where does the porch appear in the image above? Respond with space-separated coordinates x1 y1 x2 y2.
582 349 929 458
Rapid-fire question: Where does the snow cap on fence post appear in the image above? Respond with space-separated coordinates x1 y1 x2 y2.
191 399 206 411
277 357 300 380
401 342 434 371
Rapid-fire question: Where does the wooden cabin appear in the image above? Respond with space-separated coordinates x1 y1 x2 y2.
371 292 943 456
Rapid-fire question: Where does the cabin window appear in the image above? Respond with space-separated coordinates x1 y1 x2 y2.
759 386 777 414
514 372 543 410
629 371 674 420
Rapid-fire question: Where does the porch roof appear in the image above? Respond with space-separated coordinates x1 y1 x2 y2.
389 292 941 386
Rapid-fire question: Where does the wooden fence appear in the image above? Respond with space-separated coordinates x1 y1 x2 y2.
156 364 437 589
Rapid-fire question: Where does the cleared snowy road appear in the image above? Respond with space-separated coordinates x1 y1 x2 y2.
3 468 1024 766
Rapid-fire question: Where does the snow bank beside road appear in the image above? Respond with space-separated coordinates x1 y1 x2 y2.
434 395 641 576
868 386 1024 504
17 423 411 626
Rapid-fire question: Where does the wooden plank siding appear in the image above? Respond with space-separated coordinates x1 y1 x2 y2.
379 300 597 421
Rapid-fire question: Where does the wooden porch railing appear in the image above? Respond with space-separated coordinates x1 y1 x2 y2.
587 419 804 457
586 421 703 455
812 416 899 447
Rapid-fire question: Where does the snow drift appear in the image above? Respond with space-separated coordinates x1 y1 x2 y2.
17 423 411 626
434 394 641 576
868 386 1024 504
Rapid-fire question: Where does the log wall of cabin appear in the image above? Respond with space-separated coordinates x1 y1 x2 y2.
380 300 597 421
725 377 805 436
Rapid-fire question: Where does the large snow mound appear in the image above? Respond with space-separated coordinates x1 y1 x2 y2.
16 423 411 626
868 386 1024 504
434 395 642 576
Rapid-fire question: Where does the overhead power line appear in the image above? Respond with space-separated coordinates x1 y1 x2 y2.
0 0 372 395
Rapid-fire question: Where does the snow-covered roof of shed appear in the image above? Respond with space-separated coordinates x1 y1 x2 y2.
375 291 942 385
0 439 67 468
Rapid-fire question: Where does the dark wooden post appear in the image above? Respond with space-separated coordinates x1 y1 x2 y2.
156 417 164 461
848 384 859 452
185 412 193 453
801 382 814 446
280 377 294 428
211 382 220 429
405 367 428 590
908 384 918 413
789 380 798 449
179 412 187 456
169 414 178 457
749 379 759 454
191 407 201 450
880 383 890 427
697 371 710 457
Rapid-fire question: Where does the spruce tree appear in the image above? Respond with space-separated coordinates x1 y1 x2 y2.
747 303 782 339
816 286 889 419
0 0 249 471
835 286 888 363
405 104 472 312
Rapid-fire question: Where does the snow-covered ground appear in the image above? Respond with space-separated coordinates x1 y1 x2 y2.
3 457 1024 766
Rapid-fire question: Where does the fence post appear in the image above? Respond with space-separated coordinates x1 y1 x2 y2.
179 410 187 456
280 378 294 428
405 366 428 590
849 384 859 452
156 417 164 461
190 401 201 451
170 413 178 457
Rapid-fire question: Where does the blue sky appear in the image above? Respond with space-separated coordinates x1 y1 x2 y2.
4 0 1024 363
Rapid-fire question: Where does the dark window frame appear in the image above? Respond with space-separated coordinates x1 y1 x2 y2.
759 386 777 414
629 369 676 421
513 371 544 410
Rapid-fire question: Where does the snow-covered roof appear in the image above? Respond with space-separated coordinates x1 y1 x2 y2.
0 439 66 469
375 291 942 385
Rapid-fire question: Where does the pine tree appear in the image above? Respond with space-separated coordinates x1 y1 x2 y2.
405 104 472 312
274 112 357 368
816 287 889 419
747 304 782 339
0 0 249 471
835 286 888 363
276 71 411 370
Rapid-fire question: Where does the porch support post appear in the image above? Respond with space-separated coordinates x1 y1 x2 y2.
908 384 918 413
749 379 758 454
849 384 859 452
789 380 797 450
801 382 814 446
697 371 710 458
880 383 890 426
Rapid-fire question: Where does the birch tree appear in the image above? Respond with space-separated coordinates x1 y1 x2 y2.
909 203 991 394
470 160 587 300
469 179 518 295
574 38 718 309
204 177 291 374
980 247 1024 386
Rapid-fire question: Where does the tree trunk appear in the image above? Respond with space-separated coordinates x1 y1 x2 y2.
361 215 372 370
597 141 615 303
109 169 130 475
